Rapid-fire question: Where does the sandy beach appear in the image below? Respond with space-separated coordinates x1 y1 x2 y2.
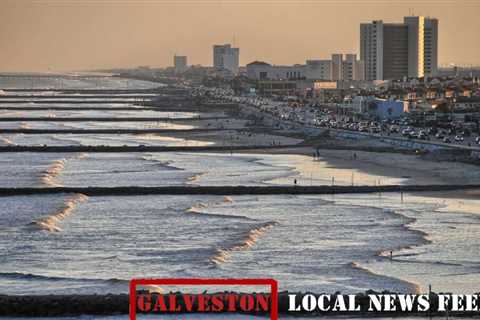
164 114 480 220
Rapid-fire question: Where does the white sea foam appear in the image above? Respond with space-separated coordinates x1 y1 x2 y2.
211 221 278 265
27 193 89 232
40 153 88 187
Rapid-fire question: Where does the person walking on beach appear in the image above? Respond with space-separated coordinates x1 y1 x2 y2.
294 179 297 186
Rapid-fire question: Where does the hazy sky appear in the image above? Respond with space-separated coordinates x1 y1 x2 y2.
1 0 479 72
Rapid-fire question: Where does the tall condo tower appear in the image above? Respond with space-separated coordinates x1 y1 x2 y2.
360 16 438 80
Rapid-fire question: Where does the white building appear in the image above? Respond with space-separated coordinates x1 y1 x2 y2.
213 44 240 74
342 54 365 81
246 54 364 81
360 16 438 80
246 61 305 80
173 55 187 74
305 60 332 80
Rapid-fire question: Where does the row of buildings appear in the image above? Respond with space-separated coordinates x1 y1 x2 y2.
174 44 240 75
246 54 364 81
174 15 439 82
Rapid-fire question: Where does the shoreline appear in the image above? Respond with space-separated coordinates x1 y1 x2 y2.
162 113 480 295
2 90 480 309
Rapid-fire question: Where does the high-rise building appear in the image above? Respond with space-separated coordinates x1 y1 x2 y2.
342 54 365 81
383 23 409 80
360 16 438 80
213 44 240 74
360 20 384 80
173 55 187 74
331 54 344 80
404 16 425 78
424 18 438 76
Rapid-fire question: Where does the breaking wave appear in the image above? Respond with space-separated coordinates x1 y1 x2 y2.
349 207 431 294
40 153 88 187
140 155 182 171
185 197 253 221
187 172 207 184
27 193 89 232
186 196 234 213
0 271 127 284
349 261 421 294
211 221 278 265
0 136 14 145
20 122 31 129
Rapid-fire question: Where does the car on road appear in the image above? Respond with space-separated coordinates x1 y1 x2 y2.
443 137 452 143
454 135 464 142
417 132 428 140
389 125 399 133
370 126 381 134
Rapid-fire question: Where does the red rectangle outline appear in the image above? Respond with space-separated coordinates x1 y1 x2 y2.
130 278 278 320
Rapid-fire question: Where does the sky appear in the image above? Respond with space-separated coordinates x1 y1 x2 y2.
0 0 479 72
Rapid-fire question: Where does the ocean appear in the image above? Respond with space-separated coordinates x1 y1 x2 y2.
0 76 479 319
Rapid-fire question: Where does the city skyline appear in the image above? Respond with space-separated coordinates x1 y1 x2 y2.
1 0 479 72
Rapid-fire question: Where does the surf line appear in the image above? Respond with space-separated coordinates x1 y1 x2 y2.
40 153 88 187
27 193 89 232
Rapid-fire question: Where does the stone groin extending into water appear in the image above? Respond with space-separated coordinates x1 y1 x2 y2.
1 291 479 317
0 144 301 153
0 116 227 122
0 184 479 196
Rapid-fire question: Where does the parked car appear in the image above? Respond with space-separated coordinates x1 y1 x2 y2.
417 132 428 140
443 137 451 143
389 125 399 133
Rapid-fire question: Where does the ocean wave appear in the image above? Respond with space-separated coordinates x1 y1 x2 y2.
349 262 421 294
0 271 127 284
20 122 31 129
39 153 88 187
140 155 183 171
0 136 14 145
322 200 433 294
187 172 207 184
211 221 278 265
27 193 89 232
185 197 255 221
